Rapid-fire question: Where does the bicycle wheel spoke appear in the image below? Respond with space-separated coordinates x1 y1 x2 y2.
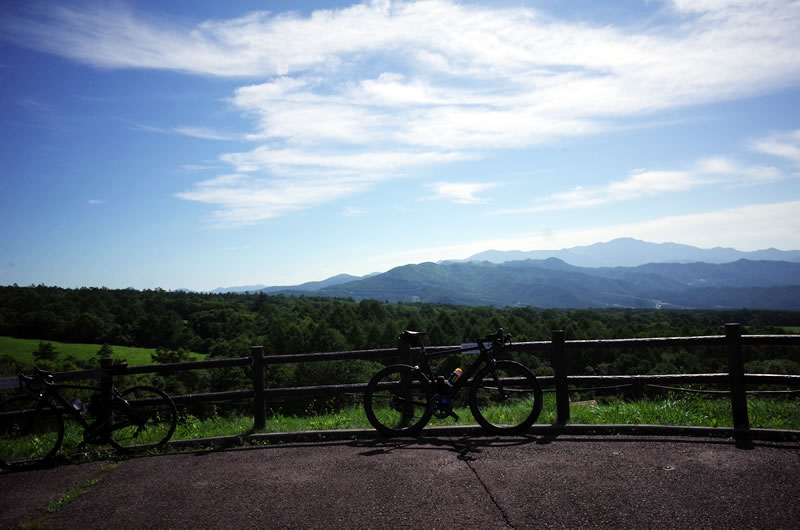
0 396 64 470
469 361 542 435
108 386 176 453
364 365 432 436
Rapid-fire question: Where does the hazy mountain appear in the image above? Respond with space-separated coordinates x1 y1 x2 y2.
258 273 364 293
210 284 269 294
212 238 800 309
294 258 800 310
464 238 800 267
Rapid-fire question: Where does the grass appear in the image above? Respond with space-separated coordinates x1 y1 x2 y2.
0 336 203 367
172 393 800 441
782 326 800 334
3 394 798 470
21 462 120 529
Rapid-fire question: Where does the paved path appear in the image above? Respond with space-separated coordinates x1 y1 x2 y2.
2 435 800 528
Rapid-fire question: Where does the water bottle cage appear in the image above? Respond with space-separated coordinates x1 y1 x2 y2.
435 376 451 394
87 394 103 417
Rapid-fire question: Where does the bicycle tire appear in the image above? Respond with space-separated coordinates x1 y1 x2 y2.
469 360 543 435
107 386 177 453
364 365 433 437
0 395 64 470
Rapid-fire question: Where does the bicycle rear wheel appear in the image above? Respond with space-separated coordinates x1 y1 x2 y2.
469 361 542 435
0 395 64 470
108 386 177 453
364 365 433 436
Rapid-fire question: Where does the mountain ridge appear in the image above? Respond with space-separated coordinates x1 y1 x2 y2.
461 237 800 267
265 258 800 310
207 238 800 309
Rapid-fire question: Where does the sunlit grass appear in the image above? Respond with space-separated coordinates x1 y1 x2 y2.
173 394 800 439
4 395 798 468
0 336 205 368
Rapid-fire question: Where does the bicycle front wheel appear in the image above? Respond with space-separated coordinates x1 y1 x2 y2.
0 395 64 470
364 365 433 437
469 361 542 435
108 386 177 453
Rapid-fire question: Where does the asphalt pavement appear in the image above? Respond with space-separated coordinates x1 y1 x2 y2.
2 434 800 528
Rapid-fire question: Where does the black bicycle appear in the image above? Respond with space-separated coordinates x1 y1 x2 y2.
0 365 177 470
363 329 543 436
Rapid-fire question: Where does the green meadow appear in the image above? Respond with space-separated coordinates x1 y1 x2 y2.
0 336 174 367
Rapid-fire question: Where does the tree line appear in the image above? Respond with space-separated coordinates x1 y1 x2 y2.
1 285 799 401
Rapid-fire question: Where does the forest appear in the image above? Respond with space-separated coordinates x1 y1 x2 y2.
1 284 799 400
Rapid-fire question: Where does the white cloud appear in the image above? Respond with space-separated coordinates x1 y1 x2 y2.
426 182 497 204
172 127 237 141
749 129 800 166
219 146 471 175
505 156 785 213
8 2 800 143
134 123 239 141
369 200 800 268
176 147 473 225
175 173 365 227
7 1 800 223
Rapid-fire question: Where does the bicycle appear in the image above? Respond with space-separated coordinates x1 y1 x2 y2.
0 365 177 470
363 329 543 436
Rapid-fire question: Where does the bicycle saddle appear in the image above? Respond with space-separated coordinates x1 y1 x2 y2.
400 330 427 346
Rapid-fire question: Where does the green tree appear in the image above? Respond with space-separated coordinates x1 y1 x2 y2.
32 341 59 362
96 343 114 359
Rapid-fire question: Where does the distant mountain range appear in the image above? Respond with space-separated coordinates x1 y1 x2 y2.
209 238 800 309
210 274 365 294
460 237 800 267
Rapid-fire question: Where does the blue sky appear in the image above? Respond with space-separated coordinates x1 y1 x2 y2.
1 0 799 291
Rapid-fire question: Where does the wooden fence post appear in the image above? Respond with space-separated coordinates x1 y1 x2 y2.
725 323 752 449
251 346 266 430
551 330 570 425
99 357 115 436
398 336 414 425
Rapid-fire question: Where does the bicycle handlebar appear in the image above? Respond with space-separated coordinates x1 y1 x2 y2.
477 328 512 347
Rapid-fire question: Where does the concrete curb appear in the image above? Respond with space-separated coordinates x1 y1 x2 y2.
164 423 800 448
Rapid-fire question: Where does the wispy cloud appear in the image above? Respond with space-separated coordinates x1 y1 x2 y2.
175 173 370 227
172 127 238 141
426 182 497 204
133 123 238 141
180 163 221 171
87 199 103 205
175 147 472 225
749 129 800 166
6 1 800 224
370 200 800 268
503 156 785 213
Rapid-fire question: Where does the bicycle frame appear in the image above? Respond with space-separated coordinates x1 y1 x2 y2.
21 376 119 441
405 335 503 397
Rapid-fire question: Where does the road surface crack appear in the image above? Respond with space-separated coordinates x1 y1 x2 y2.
456 441 515 529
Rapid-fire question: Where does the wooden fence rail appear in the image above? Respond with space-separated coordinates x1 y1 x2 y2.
5 323 800 447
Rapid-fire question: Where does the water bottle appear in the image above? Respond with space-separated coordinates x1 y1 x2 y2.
71 397 87 415
448 368 463 385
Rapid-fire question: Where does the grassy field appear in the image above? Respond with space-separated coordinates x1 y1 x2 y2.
2 393 798 468
173 393 800 439
0 336 180 367
782 326 800 334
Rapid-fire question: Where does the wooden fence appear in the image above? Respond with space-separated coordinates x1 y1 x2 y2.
8 323 800 447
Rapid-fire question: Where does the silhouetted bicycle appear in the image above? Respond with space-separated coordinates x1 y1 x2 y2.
0 365 176 470
364 329 542 436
